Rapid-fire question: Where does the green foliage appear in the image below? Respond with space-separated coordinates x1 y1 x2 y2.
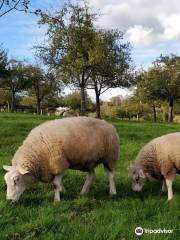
62 91 94 112
63 91 81 110
36 2 133 117
0 59 30 111
0 47 8 77
37 1 95 85
37 1 97 115
135 54 180 122
25 64 59 114
88 29 133 118
0 113 180 239
89 29 133 90
0 89 11 107
101 102 120 118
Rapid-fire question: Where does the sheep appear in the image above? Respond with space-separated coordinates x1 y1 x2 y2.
128 132 180 200
3 117 120 202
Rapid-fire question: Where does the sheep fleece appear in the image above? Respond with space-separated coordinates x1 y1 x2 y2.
135 132 180 178
12 117 120 181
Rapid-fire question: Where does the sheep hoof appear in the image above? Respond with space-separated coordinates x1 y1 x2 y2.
167 197 173 201
80 190 88 195
54 192 60 202
54 198 60 202
109 191 117 196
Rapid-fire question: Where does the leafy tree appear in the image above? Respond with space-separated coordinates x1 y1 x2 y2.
110 95 123 106
20 95 60 113
88 29 133 118
0 88 11 111
135 69 162 122
36 1 97 116
26 65 58 114
63 91 81 111
0 0 30 17
0 47 8 77
62 91 93 113
153 54 180 122
0 59 29 112
136 54 180 122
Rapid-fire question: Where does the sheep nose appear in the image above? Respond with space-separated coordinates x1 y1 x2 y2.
6 197 18 203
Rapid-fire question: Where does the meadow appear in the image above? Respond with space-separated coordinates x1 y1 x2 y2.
0 113 180 240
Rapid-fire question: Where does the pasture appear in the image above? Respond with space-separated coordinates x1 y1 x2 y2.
0 113 180 240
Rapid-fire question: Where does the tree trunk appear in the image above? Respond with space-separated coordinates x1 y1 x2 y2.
36 97 41 115
10 91 15 112
152 103 157 122
80 86 87 116
168 98 174 122
7 101 10 112
95 86 101 118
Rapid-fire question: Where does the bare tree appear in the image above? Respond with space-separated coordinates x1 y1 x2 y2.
0 0 30 17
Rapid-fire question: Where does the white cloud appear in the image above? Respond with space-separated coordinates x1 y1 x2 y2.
161 14 180 41
89 0 180 48
126 25 154 47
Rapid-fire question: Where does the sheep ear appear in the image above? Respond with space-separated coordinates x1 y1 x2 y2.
139 169 146 178
3 165 12 172
18 168 29 175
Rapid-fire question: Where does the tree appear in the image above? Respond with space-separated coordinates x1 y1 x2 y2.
153 55 180 122
26 65 58 114
135 69 161 122
135 55 180 122
0 0 30 17
36 1 97 116
62 91 93 112
110 95 123 106
0 59 28 112
88 29 133 118
63 91 81 111
0 47 8 77
0 88 11 111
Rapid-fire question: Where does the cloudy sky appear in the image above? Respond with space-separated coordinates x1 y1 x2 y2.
0 0 180 100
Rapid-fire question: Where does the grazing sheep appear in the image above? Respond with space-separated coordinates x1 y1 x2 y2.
3 117 120 202
128 132 180 200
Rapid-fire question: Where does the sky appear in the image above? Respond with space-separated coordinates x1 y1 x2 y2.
1 0 180 100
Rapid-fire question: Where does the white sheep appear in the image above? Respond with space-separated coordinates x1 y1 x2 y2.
3 117 120 202
128 132 180 200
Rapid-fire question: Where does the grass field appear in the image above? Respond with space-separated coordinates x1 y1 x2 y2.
0 113 180 240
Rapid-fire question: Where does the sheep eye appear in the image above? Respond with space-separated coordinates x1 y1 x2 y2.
13 176 19 184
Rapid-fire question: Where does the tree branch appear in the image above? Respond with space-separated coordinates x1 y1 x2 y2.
101 87 110 94
0 0 30 17
0 0 5 11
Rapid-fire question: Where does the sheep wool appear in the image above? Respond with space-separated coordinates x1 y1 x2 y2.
135 132 180 178
12 117 120 182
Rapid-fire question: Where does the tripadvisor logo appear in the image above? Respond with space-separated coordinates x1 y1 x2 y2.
135 227 173 236
135 227 143 236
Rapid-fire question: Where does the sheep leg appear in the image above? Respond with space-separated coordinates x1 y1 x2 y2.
53 174 64 202
166 179 173 200
80 170 95 195
105 168 117 196
165 172 176 201
162 179 167 192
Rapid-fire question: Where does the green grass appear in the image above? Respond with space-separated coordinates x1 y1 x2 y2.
0 113 180 240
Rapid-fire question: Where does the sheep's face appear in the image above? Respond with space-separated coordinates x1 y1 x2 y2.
3 165 29 202
128 164 146 192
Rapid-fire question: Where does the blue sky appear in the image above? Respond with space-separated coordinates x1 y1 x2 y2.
0 0 64 62
1 0 180 100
